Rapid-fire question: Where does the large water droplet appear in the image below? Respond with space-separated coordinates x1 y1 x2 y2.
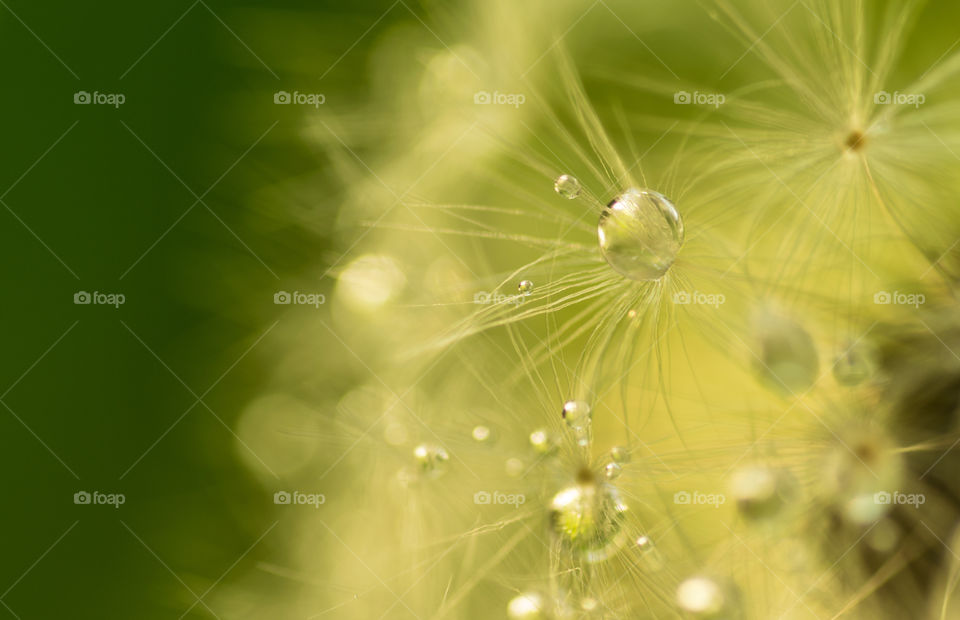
517 279 533 295
554 174 581 199
598 188 684 281
550 472 628 562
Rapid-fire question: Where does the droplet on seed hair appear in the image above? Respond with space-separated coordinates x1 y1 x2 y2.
554 174 581 199
599 188 683 281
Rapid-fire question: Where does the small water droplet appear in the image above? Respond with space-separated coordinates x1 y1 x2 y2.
833 341 876 386
562 400 592 430
508 592 547 619
604 462 622 479
610 446 630 464
753 311 819 394
472 425 491 442
635 534 664 570
676 576 725 616
505 457 525 477
413 443 449 478
518 279 533 295
598 188 684 281
529 429 558 455
729 466 792 520
554 174 581 199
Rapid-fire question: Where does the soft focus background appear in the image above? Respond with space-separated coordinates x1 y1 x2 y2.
4 1 960 618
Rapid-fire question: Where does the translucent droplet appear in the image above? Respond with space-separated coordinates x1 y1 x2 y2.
413 444 449 478
729 466 792 520
554 174 581 199
676 576 725 616
753 311 819 394
833 341 877 386
550 472 628 562
635 535 664 570
472 425 491 442
562 400 592 430
529 429 559 455
507 592 546 620
598 188 684 281
604 462 622 480
610 446 630 464
517 280 534 295
505 457 525 477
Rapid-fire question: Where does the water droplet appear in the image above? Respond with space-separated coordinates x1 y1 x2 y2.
562 400 592 430
507 592 546 619
413 444 449 478
604 462 622 479
472 425 491 442
550 473 628 562
598 188 684 281
752 311 819 394
729 466 792 519
505 457 525 477
627 309 638 319
529 429 559 455
610 446 630 464
517 279 534 295
833 341 876 386
634 535 664 570
676 576 725 616
554 174 581 199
